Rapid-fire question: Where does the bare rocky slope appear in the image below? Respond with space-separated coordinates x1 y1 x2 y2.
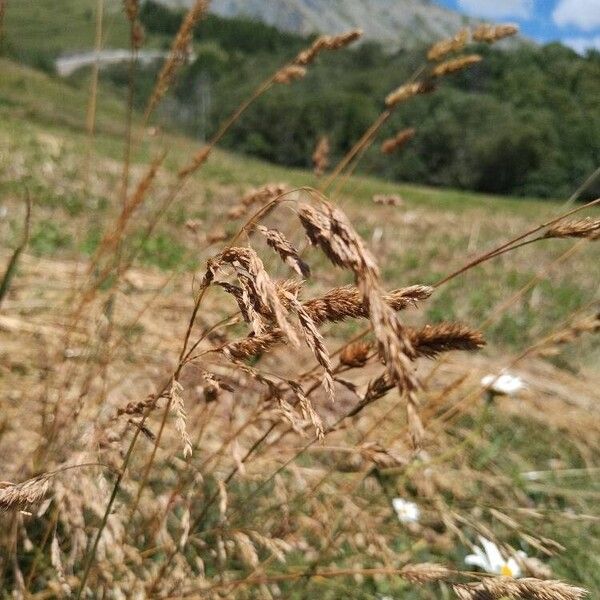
158 0 484 47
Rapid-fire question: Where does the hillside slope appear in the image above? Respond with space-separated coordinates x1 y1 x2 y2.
1 59 599 597
161 0 481 46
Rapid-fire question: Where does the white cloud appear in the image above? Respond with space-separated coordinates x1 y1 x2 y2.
458 0 534 19
553 0 600 31
563 34 600 53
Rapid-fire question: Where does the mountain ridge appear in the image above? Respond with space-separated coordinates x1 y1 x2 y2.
157 0 487 47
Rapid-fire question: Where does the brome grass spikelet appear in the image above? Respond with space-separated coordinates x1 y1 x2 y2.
385 81 435 108
427 29 469 62
472 24 520 44
432 54 482 78
381 128 416 154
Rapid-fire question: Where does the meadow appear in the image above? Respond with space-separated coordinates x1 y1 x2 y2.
0 5 599 599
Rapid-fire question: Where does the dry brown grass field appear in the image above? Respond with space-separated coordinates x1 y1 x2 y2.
0 6 599 599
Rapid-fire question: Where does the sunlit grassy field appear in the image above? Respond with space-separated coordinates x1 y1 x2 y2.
1 43 599 598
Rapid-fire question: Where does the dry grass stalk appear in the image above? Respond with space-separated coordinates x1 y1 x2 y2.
0 192 31 309
220 284 433 361
232 532 260 568
131 21 145 50
178 146 211 179
472 24 520 43
400 562 453 583
0 474 52 512
98 153 165 255
542 218 600 240
207 247 299 343
289 381 324 439
51 533 71 595
297 201 423 445
170 380 192 458
357 441 406 469
256 225 310 277
218 479 227 522
453 578 588 600
145 0 209 118
123 0 138 22
313 136 330 176
0 0 5 45
123 0 144 50
128 418 156 441
432 54 482 78
297 202 379 273
381 127 416 154
373 194 404 207
277 395 306 435
427 28 469 61
274 65 306 84
536 312 600 357
284 291 336 401
385 81 435 108
294 29 362 66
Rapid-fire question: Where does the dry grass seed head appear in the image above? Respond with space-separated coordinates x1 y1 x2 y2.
170 380 192 458
227 183 291 221
373 194 404 207
385 80 435 108
312 135 330 176
294 29 362 66
274 65 307 84
0 474 53 512
408 323 486 358
178 146 211 179
220 284 433 361
101 153 165 253
432 54 482 78
536 312 600 357
297 201 423 445
381 127 416 154
207 247 299 343
543 217 600 240
289 380 324 439
453 578 588 600
427 28 469 61
256 225 311 277
50 533 71 595
472 24 520 43
282 290 336 402
146 0 209 117
340 341 372 368
400 562 453 584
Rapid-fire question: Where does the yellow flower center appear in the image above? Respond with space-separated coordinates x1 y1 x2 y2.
500 564 514 577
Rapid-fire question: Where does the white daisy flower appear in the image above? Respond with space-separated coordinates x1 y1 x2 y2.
392 497 420 524
481 373 525 396
465 536 526 577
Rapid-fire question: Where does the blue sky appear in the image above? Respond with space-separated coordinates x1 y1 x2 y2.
437 0 600 53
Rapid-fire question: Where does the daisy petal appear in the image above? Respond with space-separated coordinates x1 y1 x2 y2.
465 548 490 571
479 536 504 572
